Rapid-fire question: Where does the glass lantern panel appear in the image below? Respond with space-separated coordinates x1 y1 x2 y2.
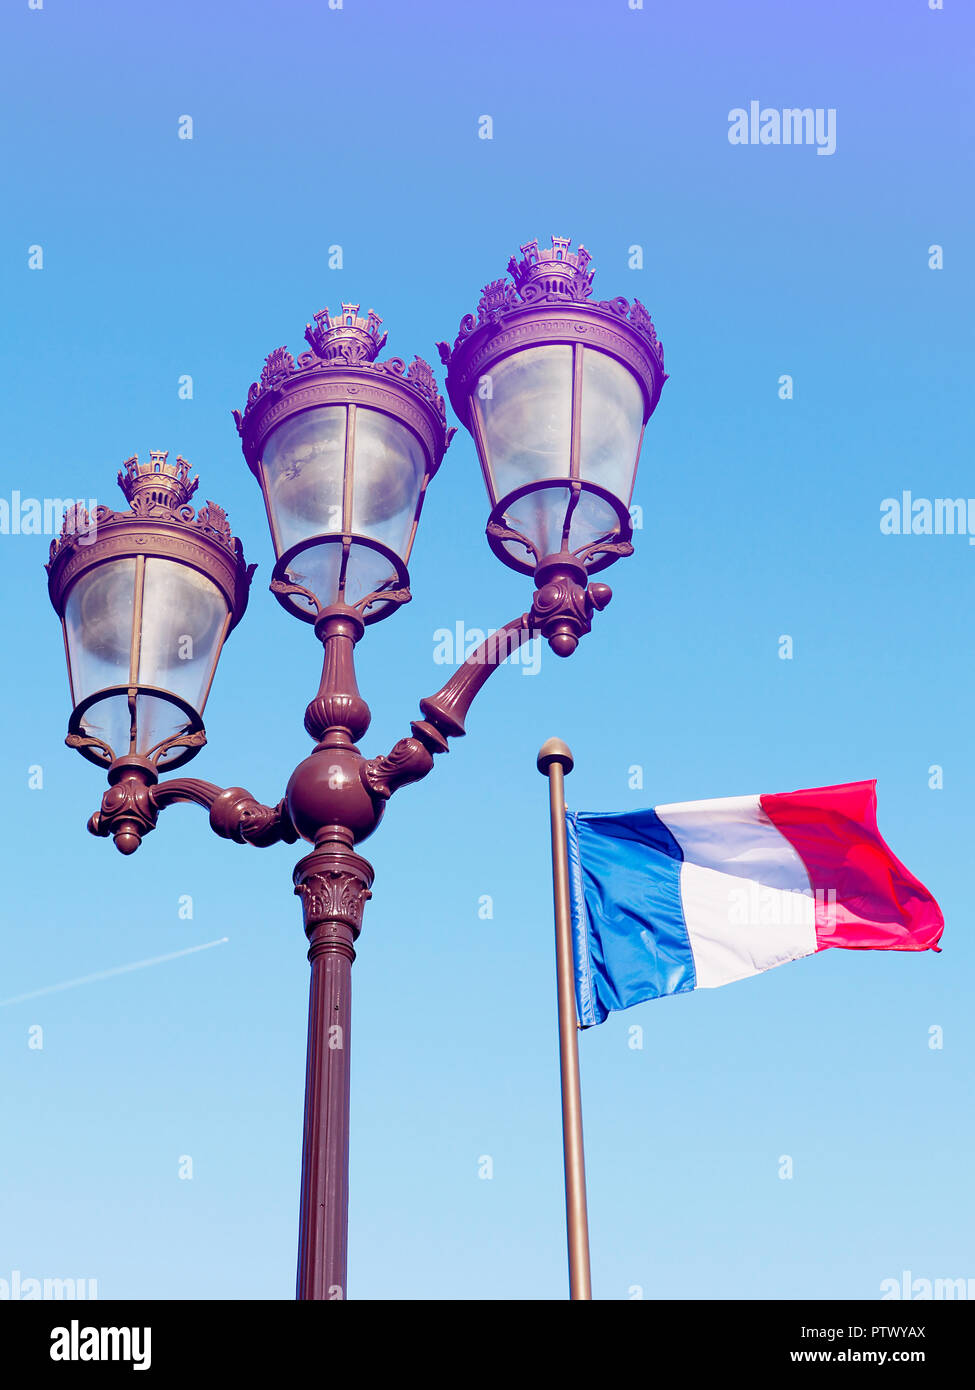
579 348 645 503
260 407 347 556
350 409 425 560
136 693 198 764
283 539 400 613
344 542 399 608
77 691 199 764
477 345 573 501
284 543 344 613
64 557 137 702
137 558 229 712
77 693 136 761
565 487 626 553
499 485 623 566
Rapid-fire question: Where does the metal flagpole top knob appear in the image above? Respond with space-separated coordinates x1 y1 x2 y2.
537 738 574 775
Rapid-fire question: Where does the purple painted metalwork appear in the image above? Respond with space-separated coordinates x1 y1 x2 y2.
44 247 669 1301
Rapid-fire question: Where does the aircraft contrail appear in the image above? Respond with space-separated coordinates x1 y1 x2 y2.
0 937 229 1007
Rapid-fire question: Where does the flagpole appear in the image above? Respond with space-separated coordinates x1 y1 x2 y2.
537 738 593 1301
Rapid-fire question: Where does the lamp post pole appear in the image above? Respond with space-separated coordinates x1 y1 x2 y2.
294 834 370 1300
44 236 668 1298
288 608 379 1301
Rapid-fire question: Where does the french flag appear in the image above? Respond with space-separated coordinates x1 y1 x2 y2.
566 781 943 1027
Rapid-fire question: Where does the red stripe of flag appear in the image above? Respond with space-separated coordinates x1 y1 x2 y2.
760 781 944 952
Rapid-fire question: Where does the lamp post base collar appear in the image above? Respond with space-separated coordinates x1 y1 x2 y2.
293 838 374 941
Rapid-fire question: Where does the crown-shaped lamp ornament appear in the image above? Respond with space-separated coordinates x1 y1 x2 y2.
118 450 199 509
304 303 388 363
507 236 595 301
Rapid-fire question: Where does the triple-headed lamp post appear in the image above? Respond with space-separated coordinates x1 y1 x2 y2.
45 237 667 1299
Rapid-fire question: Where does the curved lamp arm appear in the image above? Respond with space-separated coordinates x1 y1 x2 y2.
361 564 614 803
361 613 536 801
88 765 296 855
152 781 298 848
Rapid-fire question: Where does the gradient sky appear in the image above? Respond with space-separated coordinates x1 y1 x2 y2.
1 0 972 1300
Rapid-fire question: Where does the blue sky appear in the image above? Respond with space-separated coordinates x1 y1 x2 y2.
0 0 972 1299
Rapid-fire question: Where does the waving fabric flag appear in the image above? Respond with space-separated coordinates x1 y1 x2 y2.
566 781 943 1027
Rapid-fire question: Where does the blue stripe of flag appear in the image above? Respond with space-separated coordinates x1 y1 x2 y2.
566 809 698 1026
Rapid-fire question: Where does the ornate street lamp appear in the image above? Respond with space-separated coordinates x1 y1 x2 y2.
438 234 666 655
236 303 447 626
46 452 254 852
44 238 667 1299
